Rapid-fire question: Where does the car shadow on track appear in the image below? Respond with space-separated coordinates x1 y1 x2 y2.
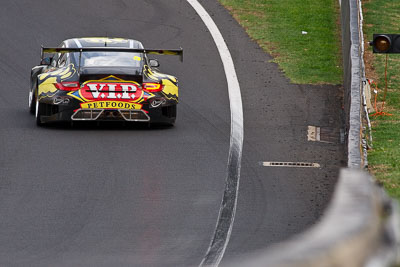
39 121 175 131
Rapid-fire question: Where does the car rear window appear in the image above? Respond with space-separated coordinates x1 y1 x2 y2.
73 52 144 68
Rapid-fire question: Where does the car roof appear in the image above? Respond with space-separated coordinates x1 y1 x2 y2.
63 37 144 49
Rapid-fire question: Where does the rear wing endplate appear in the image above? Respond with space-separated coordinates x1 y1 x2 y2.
41 47 184 62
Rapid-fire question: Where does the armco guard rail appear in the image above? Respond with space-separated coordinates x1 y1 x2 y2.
224 169 400 267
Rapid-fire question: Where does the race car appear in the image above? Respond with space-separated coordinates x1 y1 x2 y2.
29 37 183 126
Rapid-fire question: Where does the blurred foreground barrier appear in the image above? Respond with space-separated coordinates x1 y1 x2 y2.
225 169 400 267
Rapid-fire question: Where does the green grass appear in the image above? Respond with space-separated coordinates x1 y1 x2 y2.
363 0 400 200
368 122 400 199
218 0 342 84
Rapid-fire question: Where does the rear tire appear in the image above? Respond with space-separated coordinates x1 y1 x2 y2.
35 98 45 126
168 118 176 127
170 104 177 126
29 78 38 114
161 104 177 126
29 90 36 114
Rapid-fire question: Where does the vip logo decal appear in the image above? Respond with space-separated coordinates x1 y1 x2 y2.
80 81 143 102
67 76 155 108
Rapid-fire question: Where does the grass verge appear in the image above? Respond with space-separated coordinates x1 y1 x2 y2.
363 0 400 200
218 0 342 84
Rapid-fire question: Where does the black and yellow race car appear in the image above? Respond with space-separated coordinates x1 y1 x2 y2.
29 37 183 126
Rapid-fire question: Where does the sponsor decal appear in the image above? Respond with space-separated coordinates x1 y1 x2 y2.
79 81 143 102
68 76 155 109
80 101 142 110
150 98 166 108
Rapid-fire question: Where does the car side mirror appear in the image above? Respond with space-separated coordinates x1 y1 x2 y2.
149 59 160 68
40 57 52 65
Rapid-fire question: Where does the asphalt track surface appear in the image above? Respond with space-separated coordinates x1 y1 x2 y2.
0 1 345 266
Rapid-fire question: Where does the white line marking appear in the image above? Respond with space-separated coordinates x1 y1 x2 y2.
186 1 244 266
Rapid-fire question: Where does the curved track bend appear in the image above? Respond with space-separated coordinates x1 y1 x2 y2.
0 1 344 266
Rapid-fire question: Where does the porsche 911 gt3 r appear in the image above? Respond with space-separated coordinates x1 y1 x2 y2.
29 37 183 126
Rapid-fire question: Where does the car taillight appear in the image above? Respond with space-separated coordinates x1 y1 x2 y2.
142 82 163 92
55 82 80 91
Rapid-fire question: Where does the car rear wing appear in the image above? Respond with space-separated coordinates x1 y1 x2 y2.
41 46 184 63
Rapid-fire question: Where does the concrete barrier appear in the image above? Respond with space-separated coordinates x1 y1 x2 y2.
341 0 363 167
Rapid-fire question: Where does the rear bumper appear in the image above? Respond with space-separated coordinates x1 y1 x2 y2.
71 109 150 122
39 103 176 124
37 91 177 124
